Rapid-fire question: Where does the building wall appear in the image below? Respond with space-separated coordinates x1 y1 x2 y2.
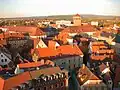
0 53 11 66
56 20 72 26
8 39 28 48
32 72 68 90
91 21 99 26
54 56 83 70
73 16 81 26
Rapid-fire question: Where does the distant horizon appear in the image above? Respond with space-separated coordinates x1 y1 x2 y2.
0 0 120 18
1 13 120 19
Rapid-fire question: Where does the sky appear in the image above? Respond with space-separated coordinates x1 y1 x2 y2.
0 0 120 18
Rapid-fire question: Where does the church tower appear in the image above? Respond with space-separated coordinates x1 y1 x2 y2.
73 14 81 26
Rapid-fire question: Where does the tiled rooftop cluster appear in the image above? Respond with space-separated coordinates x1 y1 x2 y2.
89 41 114 61
0 14 120 90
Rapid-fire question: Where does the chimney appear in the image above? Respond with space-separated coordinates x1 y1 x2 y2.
106 62 109 67
48 40 56 50
82 64 85 69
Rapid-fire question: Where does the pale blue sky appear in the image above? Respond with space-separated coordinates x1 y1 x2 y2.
0 0 120 18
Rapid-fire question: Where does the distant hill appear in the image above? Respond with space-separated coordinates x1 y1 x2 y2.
1 14 120 20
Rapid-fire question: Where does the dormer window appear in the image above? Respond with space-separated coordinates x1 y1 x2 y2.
61 73 64 78
5 59 7 62
61 82 64 87
50 85 53 89
44 87 47 90
1 55 3 57
55 74 59 79
1 59 4 62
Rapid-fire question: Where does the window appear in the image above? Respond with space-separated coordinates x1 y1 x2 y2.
1 55 3 57
69 60 70 63
1 59 4 62
109 81 111 84
44 87 47 90
55 84 58 88
74 64 75 68
61 82 64 87
55 63 56 66
69 66 70 69
50 85 53 89
5 59 7 62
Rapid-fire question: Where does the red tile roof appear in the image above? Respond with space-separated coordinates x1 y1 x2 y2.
0 66 64 90
3 26 45 36
18 59 54 68
4 72 31 90
60 25 95 35
69 25 94 33
91 42 114 54
0 33 7 45
57 44 83 55
77 65 100 85
0 78 4 90
32 44 83 58
4 31 24 38
35 48 58 57
90 55 112 61
0 31 24 40
18 61 44 68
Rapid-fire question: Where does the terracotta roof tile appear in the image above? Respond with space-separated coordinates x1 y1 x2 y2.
4 72 31 90
33 45 83 58
91 42 114 54
77 65 100 85
4 31 24 38
3 26 45 36
91 55 109 61
36 48 57 57
0 40 7 45
69 25 94 33
1 66 65 90
60 25 95 34
18 61 44 68
0 78 4 90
